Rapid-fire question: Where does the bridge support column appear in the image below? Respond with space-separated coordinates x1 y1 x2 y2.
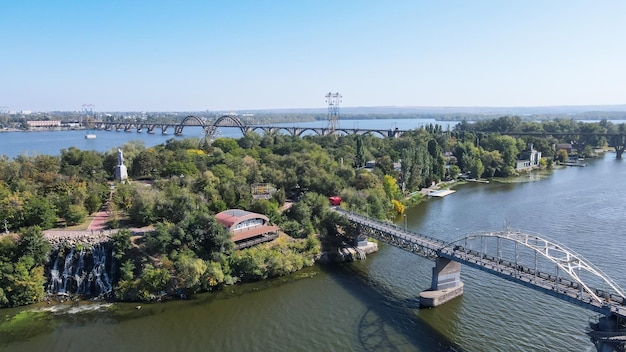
353 225 378 255
588 314 626 352
615 145 624 160
354 225 368 247
419 257 464 307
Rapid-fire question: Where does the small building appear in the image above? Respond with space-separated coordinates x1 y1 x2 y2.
515 144 542 171
215 209 279 249
555 143 572 154
27 120 61 128
251 183 276 200
365 160 376 169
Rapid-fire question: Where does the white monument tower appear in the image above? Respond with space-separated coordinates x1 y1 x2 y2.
115 148 128 181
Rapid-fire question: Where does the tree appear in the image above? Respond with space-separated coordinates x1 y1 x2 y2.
22 195 56 229
556 149 569 163
468 156 484 179
18 226 50 265
175 252 207 293
84 192 103 215
140 264 170 293
131 149 161 178
181 211 234 260
382 175 401 200
111 229 133 260
64 204 87 226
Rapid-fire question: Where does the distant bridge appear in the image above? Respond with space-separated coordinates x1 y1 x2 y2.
92 115 407 138
334 208 626 349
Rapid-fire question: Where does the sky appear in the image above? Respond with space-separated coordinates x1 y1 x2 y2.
1 1 626 112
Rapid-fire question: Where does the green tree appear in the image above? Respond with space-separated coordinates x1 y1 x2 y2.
181 211 234 260
111 229 133 260
64 204 87 226
22 195 56 229
84 192 103 215
18 226 50 265
175 252 207 293
140 264 170 293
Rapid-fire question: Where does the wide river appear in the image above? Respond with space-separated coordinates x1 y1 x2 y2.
0 118 456 159
1 120 625 351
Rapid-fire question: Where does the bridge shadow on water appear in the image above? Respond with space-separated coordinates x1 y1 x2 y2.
320 262 465 352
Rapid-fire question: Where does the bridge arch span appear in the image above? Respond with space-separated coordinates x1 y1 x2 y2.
205 115 248 140
295 128 323 137
444 230 626 305
360 130 387 138
175 115 206 135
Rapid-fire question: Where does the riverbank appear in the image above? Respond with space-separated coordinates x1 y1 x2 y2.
0 126 87 132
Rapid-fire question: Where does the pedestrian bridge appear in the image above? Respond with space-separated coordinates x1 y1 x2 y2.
335 208 626 320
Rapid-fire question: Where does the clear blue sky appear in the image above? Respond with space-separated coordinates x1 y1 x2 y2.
2 1 625 112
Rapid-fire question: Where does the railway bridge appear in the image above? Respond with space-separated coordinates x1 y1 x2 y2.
334 208 626 351
91 115 407 138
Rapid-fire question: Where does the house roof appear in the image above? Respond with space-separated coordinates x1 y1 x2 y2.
215 209 270 230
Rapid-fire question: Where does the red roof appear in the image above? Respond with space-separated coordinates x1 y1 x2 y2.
215 209 269 230
215 209 279 243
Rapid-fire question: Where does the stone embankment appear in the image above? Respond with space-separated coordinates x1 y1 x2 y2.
43 230 114 248
43 228 152 248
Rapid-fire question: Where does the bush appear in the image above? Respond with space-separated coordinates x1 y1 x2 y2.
65 204 87 226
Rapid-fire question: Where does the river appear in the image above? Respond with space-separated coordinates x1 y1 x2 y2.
1 124 625 351
0 118 455 159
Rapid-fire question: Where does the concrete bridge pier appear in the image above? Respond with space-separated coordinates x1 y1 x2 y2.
588 314 626 352
354 225 368 247
352 225 378 255
419 257 464 307
615 145 624 160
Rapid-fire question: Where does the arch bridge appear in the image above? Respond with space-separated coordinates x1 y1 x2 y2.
334 208 626 350
92 115 408 139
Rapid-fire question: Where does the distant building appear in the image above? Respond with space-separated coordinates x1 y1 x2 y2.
516 144 542 171
251 183 276 200
556 143 573 154
27 120 61 128
215 209 279 249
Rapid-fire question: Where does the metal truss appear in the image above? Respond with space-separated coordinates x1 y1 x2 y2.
445 230 626 305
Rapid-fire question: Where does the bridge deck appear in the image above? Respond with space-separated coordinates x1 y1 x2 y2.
334 208 626 319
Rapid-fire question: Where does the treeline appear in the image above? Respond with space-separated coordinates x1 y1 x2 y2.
455 116 626 170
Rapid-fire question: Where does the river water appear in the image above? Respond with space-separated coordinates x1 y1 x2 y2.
0 118 455 159
1 123 625 351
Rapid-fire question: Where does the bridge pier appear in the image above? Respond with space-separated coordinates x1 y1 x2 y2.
615 145 624 160
588 313 626 352
353 225 379 255
419 257 464 307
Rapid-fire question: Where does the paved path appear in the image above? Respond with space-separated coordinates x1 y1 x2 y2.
87 209 109 231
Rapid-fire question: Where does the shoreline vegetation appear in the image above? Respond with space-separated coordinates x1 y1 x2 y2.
0 116 621 310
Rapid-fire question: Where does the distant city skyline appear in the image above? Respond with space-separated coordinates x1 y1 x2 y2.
2 1 625 112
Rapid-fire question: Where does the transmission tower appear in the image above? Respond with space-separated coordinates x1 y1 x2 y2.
81 104 94 125
325 92 342 134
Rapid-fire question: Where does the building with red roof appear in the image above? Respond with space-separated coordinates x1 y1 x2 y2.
215 209 279 249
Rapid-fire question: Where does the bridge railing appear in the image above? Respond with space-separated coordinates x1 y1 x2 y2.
334 208 626 317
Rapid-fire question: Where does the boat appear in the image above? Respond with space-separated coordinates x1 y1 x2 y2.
85 133 96 139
